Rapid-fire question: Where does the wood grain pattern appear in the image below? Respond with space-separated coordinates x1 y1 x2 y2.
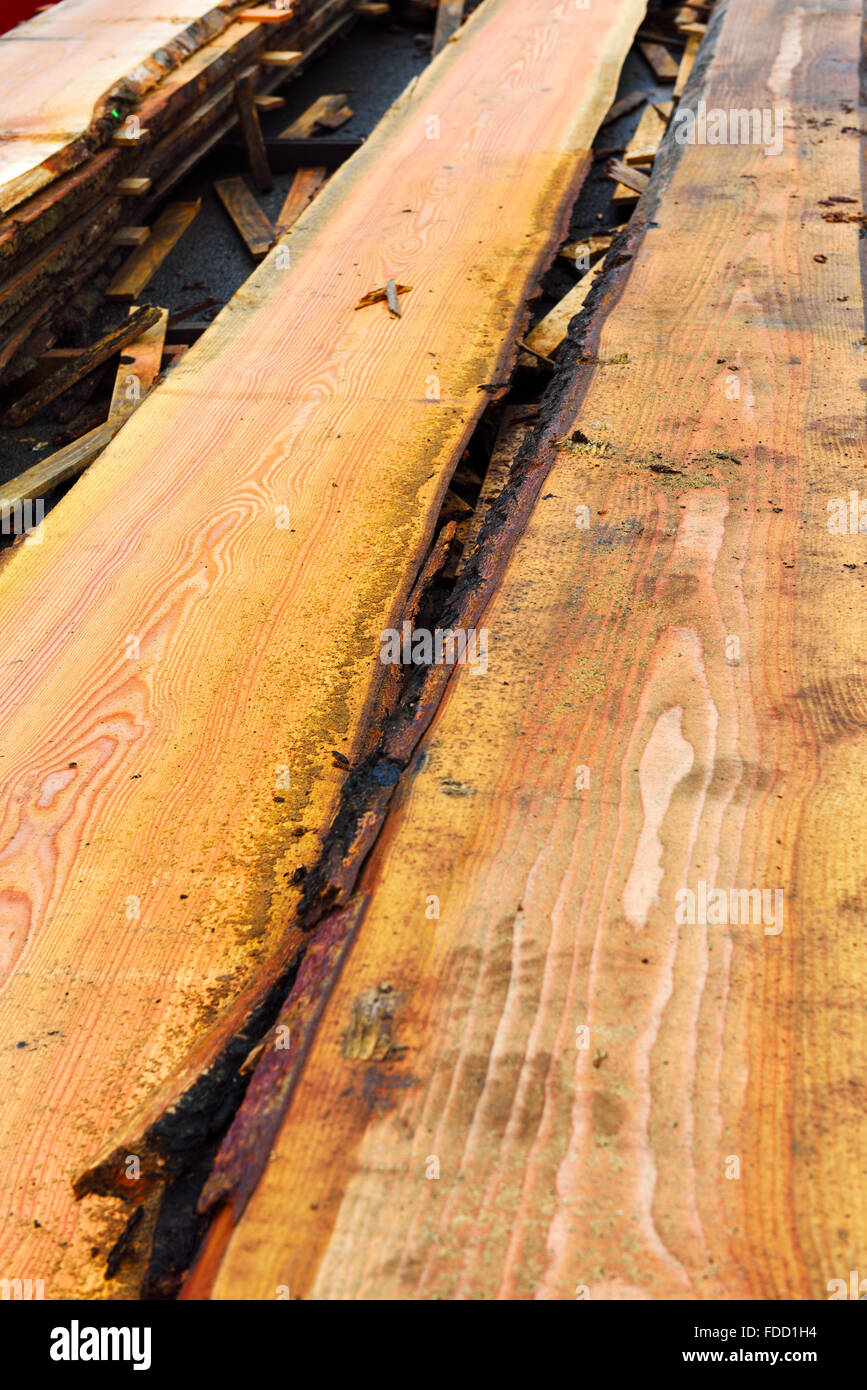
208 0 867 1300
0 0 645 1298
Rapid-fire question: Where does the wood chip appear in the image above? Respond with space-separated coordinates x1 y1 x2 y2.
354 283 412 311
386 279 402 317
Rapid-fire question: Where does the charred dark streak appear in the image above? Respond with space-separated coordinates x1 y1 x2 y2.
75 947 306 1203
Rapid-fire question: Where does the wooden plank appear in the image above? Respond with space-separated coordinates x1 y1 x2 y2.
111 127 150 148
234 73 273 193
274 166 328 235
260 49 303 65
105 201 201 302
2 304 162 427
623 101 668 164
601 89 646 127
117 178 152 196
280 92 351 137
315 103 353 132
204 0 867 1302
215 176 275 258
433 0 465 56
254 93 285 110
0 419 122 509
0 2 360 383
673 30 702 98
109 307 169 421
111 226 151 248
607 156 650 204
0 0 644 1299
238 5 296 19
559 231 613 265
519 262 603 362
638 39 679 80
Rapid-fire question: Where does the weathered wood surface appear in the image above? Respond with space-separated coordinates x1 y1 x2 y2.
206 0 867 1300
280 92 351 137
274 167 328 234
216 177 274 258
3 303 161 425
0 0 235 214
520 262 603 361
0 419 122 509
105 201 200 301
234 74 272 193
109 307 169 420
0 0 645 1298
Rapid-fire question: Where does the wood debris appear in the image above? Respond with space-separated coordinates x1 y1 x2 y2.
354 282 412 311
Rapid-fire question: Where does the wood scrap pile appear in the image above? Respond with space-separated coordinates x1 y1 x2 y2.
1 0 866 1332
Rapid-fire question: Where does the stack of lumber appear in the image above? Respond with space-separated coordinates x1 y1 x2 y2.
0 0 646 1297
0 0 357 384
184 0 867 1299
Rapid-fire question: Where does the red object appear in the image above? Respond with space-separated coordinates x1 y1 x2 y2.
0 1 55 37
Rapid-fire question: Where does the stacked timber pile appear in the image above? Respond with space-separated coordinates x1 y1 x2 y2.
2 0 865 1312
0 0 358 384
